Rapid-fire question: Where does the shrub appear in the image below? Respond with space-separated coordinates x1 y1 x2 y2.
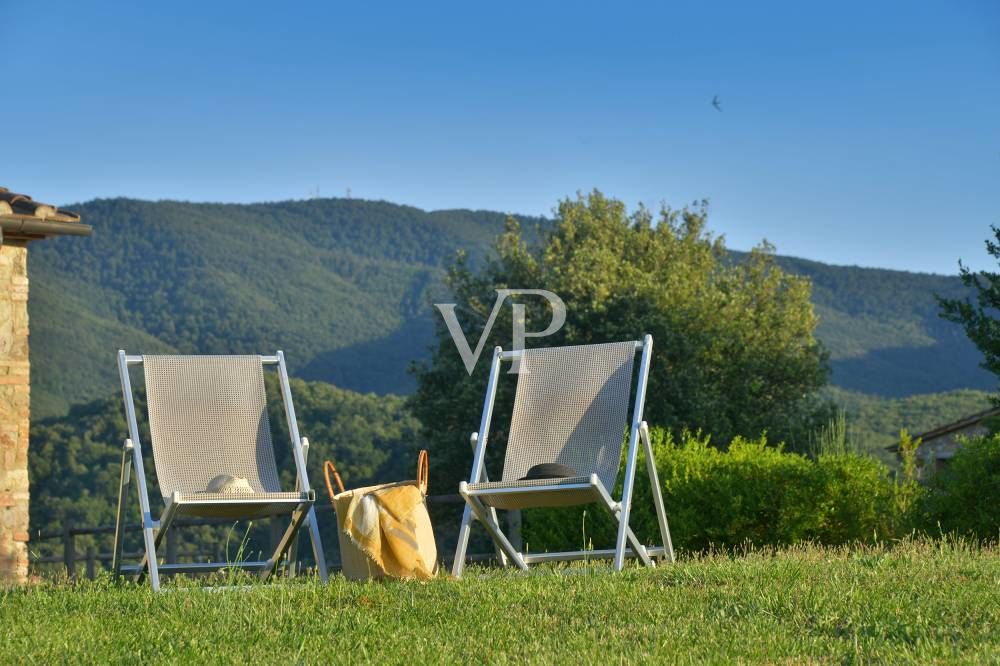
914 433 1000 540
812 452 896 543
520 428 897 554
891 429 924 527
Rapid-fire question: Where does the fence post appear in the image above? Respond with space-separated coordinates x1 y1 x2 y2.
86 546 97 580
166 527 178 564
507 510 523 551
270 518 282 560
63 522 76 580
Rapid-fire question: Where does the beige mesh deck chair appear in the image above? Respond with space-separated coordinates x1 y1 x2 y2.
111 351 328 591
452 336 674 577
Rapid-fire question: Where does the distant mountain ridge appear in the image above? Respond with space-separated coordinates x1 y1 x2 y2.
27 197 993 420
771 254 993 396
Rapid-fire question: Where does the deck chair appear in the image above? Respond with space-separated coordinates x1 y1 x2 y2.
452 335 674 577
111 350 328 591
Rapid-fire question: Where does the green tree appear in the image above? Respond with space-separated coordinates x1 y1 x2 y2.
411 191 830 489
938 225 1000 391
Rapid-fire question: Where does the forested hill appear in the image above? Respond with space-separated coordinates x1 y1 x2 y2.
773 255 993 397
27 196 992 419
27 198 544 417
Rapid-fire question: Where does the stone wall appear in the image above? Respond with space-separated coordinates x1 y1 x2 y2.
0 243 29 583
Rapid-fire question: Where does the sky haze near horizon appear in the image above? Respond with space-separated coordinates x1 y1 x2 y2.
3 1 998 274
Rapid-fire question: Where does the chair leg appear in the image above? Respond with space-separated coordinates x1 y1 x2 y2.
111 441 133 579
614 435 643 571
283 519 298 579
285 531 300 578
463 494 528 572
304 507 329 583
611 508 654 567
593 483 653 568
453 458 509 574
453 490 518 577
640 422 675 563
285 439 313 579
140 522 161 592
451 504 474 578
261 504 310 582
135 498 178 589
472 467 509 567
130 443 165 591
486 505 510 567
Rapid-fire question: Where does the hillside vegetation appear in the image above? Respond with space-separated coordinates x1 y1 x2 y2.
27 198 543 416
776 255 992 396
827 387 994 461
28 197 990 422
22 196 994 537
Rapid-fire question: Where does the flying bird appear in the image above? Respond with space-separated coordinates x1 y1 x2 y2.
712 95 722 111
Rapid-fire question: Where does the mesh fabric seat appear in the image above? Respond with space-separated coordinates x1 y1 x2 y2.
453 336 675 576
143 355 295 519
465 340 636 509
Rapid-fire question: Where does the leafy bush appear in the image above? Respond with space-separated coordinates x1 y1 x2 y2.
914 434 1000 540
814 452 896 544
521 428 897 554
892 428 923 522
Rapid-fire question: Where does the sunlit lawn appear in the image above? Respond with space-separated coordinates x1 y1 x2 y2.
2 539 999 664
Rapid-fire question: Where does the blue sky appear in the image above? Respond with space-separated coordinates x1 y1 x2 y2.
3 1 998 274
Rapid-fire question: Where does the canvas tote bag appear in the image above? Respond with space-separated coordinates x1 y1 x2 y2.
324 450 438 580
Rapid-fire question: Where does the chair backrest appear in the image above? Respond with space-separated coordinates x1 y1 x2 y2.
140 355 282 499
501 341 638 490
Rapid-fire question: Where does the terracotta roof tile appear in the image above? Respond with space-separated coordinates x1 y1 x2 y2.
0 187 81 223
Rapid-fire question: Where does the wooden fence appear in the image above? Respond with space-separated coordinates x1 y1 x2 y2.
29 493 520 580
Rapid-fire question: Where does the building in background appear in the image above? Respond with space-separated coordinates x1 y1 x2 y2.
886 406 1000 472
0 188 91 583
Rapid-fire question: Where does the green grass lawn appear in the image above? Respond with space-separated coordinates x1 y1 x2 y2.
3 540 999 664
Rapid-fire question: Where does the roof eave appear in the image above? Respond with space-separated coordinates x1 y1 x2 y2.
0 216 93 241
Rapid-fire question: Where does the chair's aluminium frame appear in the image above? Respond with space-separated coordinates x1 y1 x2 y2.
111 350 329 592
452 335 675 577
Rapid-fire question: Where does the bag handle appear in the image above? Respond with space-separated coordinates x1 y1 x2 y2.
417 449 429 495
324 459 345 498
325 452 427 497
